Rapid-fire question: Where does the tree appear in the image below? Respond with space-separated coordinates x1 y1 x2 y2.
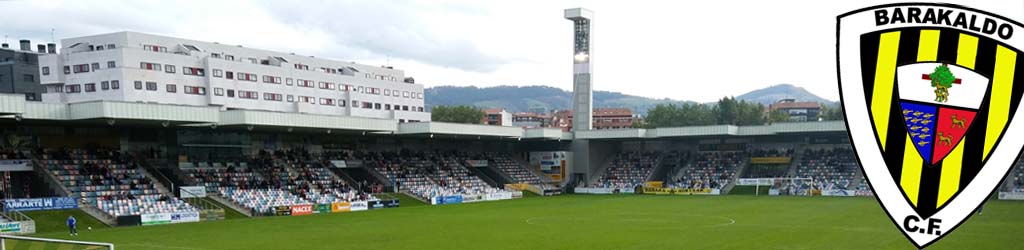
716 97 739 125
430 105 485 124
930 64 955 102
768 109 791 123
820 105 846 121
643 103 716 128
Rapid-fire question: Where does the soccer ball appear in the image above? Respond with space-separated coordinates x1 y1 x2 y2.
88 227 92 230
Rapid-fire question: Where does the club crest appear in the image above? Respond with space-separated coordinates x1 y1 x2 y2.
837 3 1024 248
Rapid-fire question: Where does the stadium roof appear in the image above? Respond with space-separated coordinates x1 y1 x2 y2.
0 94 846 140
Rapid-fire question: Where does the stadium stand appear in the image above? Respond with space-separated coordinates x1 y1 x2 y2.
793 148 859 190
487 153 548 188
184 149 375 215
592 152 663 189
359 150 502 200
670 152 744 189
743 147 795 178
1011 158 1024 192
42 148 196 217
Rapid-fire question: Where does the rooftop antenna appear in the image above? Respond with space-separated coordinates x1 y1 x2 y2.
50 28 55 43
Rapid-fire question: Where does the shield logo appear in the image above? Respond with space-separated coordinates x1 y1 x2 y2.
838 3 1024 248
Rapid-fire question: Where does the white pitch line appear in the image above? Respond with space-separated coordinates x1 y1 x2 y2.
120 243 215 250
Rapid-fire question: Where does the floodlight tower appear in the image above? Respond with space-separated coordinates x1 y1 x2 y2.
565 8 593 131
566 8 594 186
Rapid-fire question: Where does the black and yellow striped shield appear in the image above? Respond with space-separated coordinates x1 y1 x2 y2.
838 3 1024 248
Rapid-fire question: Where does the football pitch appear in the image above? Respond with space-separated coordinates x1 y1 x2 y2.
19 195 1024 250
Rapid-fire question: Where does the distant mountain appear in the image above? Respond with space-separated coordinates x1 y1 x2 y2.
424 84 835 115
735 84 835 105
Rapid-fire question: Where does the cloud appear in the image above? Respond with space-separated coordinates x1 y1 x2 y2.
258 0 514 73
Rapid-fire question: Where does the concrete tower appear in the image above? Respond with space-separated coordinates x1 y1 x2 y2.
565 8 593 131
566 8 593 186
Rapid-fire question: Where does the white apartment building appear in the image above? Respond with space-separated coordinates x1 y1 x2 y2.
38 31 430 122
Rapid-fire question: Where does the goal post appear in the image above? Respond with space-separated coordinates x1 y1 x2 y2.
0 235 114 250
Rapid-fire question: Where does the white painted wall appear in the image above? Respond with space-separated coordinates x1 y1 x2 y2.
38 31 429 122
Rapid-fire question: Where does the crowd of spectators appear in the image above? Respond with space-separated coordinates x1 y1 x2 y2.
365 150 499 200
669 152 745 189
487 153 548 188
185 148 376 214
792 148 859 190
591 152 663 189
43 147 196 217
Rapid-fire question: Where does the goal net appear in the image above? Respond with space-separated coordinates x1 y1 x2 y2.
1 235 114 250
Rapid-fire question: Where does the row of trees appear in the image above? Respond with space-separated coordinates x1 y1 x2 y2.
429 98 846 127
430 105 485 124
640 97 844 128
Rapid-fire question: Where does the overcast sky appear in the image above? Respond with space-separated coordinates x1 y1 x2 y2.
1 0 1021 102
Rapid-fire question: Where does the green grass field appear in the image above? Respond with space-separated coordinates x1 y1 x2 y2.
15 195 1024 250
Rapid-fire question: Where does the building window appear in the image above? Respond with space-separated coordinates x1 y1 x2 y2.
91 63 100 71
185 86 206 95
67 84 81 93
41 67 50 76
101 81 110 90
166 84 177 93
262 75 282 84
106 44 115 50
286 78 293 86
107 61 116 68
63 66 71 74
352 100 359 107
140 62 161 71
214 88 224 96
287 95 294 102
384 89 390 96
143 44 167 52
73 64 90 73
237 72 256 81
339 99 347 107
294 64 309 70
238 90 258 99
183 67 205 76
320 98 335 106
213 69 223 78
111 80 120 89
225 71 234 79
362 102 373 109
211 53 221 59
403 105 409 111
318 82 335 90
165 65 176 74
402 91 409 98
146 81 158 91
263 93 282 101
225 55 234 61
297 96 315 103
296 79 313 88
83 83 95 92
385 104 391 110
134 81 143 90
227 89 235 97
418 107 424 112
374 103 381 110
